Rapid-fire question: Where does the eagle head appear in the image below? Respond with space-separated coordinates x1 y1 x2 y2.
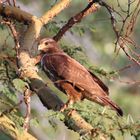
38 38 59 53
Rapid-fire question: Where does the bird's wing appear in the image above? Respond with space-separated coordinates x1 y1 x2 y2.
88 70 109 94
43 53 108 96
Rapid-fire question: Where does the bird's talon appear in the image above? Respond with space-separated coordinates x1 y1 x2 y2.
67 109 75 116
60 104 68 112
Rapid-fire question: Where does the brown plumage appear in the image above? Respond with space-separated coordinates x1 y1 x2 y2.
38 38 123 116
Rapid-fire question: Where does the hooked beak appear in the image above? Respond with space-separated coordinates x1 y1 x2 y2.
38 43 48 52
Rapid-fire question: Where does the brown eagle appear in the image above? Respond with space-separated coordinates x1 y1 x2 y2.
38 38 123 116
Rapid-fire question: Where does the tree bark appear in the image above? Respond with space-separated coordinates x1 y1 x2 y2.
0 115 37 140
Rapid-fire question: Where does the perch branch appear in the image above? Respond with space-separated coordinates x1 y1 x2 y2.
65 110 93 134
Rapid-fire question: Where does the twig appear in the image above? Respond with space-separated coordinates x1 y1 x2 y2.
0 19 20 70
23 87 32 131
0 100 23 116
110 77 140 85
6 21 20 69
125 0 140 36
53 1 100 41
100 0 140 66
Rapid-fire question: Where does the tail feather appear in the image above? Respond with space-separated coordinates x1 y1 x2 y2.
100 97 123 116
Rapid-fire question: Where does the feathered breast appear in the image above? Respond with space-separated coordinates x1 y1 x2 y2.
42 53 108 96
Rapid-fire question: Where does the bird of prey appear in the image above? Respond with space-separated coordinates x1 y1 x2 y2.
38 38 123 116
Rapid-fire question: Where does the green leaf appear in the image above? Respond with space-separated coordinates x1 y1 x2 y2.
2 87 18 103
45 110 65 121
30 118 40 127
12 78 27 92
89 27 96 32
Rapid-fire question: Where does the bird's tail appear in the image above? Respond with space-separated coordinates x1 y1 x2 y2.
100 96 123 116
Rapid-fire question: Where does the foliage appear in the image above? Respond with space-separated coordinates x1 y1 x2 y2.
46 22 61 36
0 60 18 104
13 78 28 93
0 60 24 131
45 100 140 140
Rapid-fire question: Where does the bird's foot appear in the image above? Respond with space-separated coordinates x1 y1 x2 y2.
60 103 76 117
60 99 74 112
60 104 68 112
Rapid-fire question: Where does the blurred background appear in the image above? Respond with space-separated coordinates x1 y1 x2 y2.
0 0 140 140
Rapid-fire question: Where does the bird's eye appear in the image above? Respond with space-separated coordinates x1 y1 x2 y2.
45 42 48 45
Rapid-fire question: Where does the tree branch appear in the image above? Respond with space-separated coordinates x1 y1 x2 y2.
0 3 34 23
54 1 100 41
0 115 37 140
100 0 140 65
40 0 71 25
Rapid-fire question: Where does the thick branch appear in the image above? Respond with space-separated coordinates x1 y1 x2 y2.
30 78 63 110
0 115 37 140
0 4 34 23
40 0 71 25
54 2 100 41
65 110 93 134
